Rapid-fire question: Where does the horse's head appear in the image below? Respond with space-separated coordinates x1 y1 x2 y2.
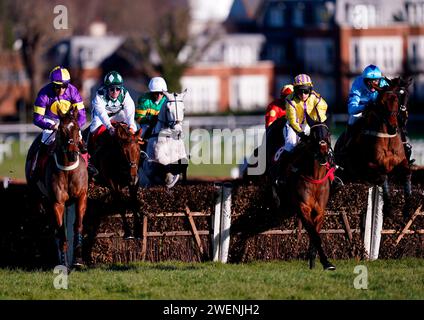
56 109 80 163
161 90 187 129
305 112 332 165
373 79 407 133
114 122 142 186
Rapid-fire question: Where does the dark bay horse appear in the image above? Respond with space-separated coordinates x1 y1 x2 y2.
334 78 413 218
275 114 336 270
25 110 88 268
90 122 142 238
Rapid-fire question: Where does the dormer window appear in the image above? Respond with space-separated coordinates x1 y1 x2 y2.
347 4 376 29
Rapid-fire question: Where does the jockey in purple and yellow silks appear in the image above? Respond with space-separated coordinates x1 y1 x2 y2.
31 66 87 180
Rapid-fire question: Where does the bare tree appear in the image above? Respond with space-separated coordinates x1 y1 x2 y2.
4 0 77 102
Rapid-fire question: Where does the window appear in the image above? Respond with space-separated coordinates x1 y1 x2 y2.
348 4 377 29
230 75 268 111
407 1 424 25
180 76 219 114
350 37 402 74
266 44 285 65
268 3 285 27
292 3 305 27
302 38 335 73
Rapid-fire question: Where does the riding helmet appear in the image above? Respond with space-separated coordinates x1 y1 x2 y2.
148 77 168 92
49 66 71 85
104 71 123 87
362 65 382 79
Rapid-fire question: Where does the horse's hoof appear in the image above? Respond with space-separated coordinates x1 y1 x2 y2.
73 262 85 270
165 173 179 189
124 233 134 240
323 262 336 271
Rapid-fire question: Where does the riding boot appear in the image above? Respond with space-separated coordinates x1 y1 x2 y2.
275 150 292 187
32 143 49 182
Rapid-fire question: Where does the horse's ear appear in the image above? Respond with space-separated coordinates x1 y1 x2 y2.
383 77 392 88
163 91 172 100
135 128 142 138
57 107 65 119
181 88 188 99
406 77 413 88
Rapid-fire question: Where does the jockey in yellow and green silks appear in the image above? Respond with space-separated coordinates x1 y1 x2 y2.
135 77 168 139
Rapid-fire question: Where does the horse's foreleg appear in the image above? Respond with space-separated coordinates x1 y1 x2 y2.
382 175 393 217
129 185 141 239
401 168 413 219
74 193 87 266
53 202 68 267
299 204 335 271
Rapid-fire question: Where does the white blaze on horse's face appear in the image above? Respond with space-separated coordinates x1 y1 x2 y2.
163 90 187 124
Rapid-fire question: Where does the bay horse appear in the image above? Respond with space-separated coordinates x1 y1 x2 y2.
25 110 88 268
275 114 336 270
334 78 413 218
90 122 142 238
140 90 189 188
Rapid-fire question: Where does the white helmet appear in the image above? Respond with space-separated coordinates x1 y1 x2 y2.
148 77 168 92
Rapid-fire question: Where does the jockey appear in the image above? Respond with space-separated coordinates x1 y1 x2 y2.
88 71 137 175
31 66 86 180
135 76 168 139
265 84 294 128
346 64 414 164
89 71 137 143
276 74 328 183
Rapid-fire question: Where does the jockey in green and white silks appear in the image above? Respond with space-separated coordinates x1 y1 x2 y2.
90 71 137 136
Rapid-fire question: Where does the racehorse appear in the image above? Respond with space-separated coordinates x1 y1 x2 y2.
139 90 189 188
25 110 88 268
89 122 142 238
274 114 336 270
334 77 413 218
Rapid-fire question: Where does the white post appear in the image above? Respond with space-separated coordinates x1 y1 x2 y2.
219 182 232 263
370 186 383 260
364 187 373 258
212 183 222 262
364 186 384 260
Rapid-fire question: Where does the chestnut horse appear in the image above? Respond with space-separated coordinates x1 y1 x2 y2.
275 114 336 270
90 122 142 238
334 78 413 218
25 110 88 268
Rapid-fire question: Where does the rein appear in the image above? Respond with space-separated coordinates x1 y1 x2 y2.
301 163 335 184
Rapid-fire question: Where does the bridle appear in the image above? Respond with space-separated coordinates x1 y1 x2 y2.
162 92 184 129
55 120 80 171
115 124 139 174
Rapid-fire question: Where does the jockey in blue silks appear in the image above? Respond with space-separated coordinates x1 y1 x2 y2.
348 64 389 126
345 64 414 164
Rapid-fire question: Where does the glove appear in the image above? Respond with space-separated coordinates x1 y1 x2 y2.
51 122 59 131
108 126 116 136
298 132 307 140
